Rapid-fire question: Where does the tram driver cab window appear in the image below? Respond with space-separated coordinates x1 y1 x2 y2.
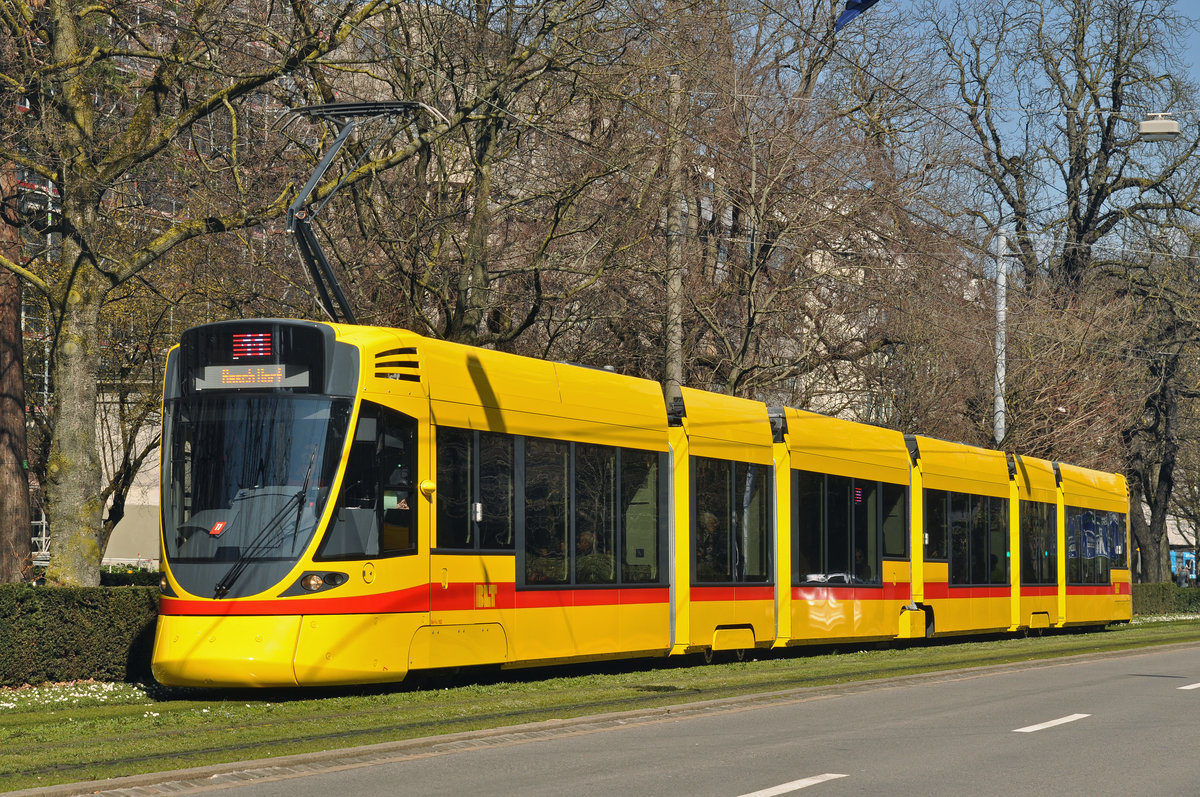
317 401 417 559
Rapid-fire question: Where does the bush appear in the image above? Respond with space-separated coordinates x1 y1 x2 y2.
0 585 159 688
1131 581 1200 616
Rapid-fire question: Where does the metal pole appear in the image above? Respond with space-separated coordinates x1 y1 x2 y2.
665 73 684 405
994 228 1008 446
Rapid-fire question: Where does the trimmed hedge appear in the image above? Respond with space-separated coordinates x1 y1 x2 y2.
1131 581 1200 616
0 584 158 688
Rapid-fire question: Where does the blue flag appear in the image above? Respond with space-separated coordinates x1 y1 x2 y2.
835 0 882 31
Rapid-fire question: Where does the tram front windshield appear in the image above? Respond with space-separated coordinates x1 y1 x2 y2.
162 393 351 598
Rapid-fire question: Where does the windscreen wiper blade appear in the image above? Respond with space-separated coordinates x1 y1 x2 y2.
289 447 319 555
213 491 302 598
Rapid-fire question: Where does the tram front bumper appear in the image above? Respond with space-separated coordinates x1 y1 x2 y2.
151 614 303 687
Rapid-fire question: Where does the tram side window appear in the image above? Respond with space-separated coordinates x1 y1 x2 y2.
949 492 970 585
793 470 902 586
693 457 771 584
622 449 663 583
924 489 948 560
881 483 908 559
987 496 1008 584
826 476 850 580
1107 511 1127 569
927 489 1008 586
436 427 473 548
1020 500 1057 585
852 481 879 582
795 471 823 581
480 433 516 548
1067 507 1118 585
575 443 617 585
525 438 570 584
521 440 667 587
318 402 417 559
435 427 515 551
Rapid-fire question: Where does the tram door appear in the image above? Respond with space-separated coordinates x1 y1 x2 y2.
424 425 514 670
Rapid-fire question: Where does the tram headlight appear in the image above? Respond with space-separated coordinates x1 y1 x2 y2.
301 573 325 592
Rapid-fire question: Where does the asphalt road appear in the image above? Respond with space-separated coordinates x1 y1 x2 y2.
20 642 1200 797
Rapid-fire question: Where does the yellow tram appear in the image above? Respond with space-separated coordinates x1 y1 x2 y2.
151 319 1131 687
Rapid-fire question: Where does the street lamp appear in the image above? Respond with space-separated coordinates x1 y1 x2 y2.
1139 112 1181 141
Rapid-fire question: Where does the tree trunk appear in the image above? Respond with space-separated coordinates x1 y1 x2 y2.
1129 477 1169 584
1124 351 1181 584
0 166 31 583
42 274 105 587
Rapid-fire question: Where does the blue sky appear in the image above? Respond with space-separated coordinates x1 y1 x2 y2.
1190 15 1200 80
1187 8 1200 85
1191 23 1200 85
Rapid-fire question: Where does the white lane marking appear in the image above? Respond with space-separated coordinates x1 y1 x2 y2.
1178 682 1200 690
738 774 849 796
1013 713 1091 733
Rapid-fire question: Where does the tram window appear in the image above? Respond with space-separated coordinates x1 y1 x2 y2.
1067 506 1113 585
794 471 823 581
969 496 991 585
695 458 733 582
949 492 970 585
575 443 617 584
936 490 1008 587
318 402 416 560
987 496 1008 584
826 475 851 580
517 441 667 588
1066 518 1081 583
621 449 663 583
435 428 515 551
881 483 907 559
525 438 569 584
793 471 901 585
924 490 948 561
1067 507 1083 584
479 433 515 549
379 410 416 555
1081 509 1099 583
1107 511 1127 568
851 480 879 582
1020 500 1056 585
436 427 473 548
693 457 771 585
739 462 771 582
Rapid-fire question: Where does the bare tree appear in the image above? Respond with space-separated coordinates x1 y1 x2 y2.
927 0 1200 581
651 0 973 414
1 0 598 584
292 0 666 359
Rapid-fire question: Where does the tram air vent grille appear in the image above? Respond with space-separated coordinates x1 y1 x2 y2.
374 347 420 382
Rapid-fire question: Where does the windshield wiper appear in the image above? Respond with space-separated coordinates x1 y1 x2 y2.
213 446 319 599
289 447 319 555
213 492 302 598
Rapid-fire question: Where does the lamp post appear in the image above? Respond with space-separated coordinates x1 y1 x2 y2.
994 229 1008 447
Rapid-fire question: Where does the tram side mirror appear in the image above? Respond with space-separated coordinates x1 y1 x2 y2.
355 416 377 443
